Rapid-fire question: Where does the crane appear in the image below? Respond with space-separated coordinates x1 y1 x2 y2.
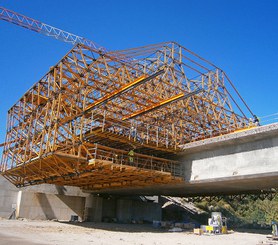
0 6 129 62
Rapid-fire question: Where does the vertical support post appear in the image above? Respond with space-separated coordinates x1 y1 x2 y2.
129 122 132 141
156 126 159 147
146 124 149 144
102 110 106 132
166 129 169 148
179 46 182 64
94 143 98 160
134 121 137 141
172 124 177 150
90 111 94 133
174 131 177 150
170 162 173 174
171 43 174 60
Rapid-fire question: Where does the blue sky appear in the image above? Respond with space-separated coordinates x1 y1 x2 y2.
0 0 278 148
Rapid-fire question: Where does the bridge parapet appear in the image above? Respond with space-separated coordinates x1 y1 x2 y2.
180 123 278 153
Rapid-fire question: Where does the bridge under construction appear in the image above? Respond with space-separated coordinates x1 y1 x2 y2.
0 7 255 193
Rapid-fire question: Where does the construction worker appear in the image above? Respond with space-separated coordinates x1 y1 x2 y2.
253 115 260 126
128 148 135 166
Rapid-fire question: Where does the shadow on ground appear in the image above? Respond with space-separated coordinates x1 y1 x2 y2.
235 228 271 235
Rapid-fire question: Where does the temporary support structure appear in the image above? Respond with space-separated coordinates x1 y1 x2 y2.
0 7 253 191
4 144 182 189
0 42 252 190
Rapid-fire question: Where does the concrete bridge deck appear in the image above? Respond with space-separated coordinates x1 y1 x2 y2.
91 123 278 196
1 123 278 221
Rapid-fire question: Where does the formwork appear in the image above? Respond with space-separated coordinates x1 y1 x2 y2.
1 42 250 190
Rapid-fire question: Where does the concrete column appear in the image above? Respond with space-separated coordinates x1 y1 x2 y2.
116 199 132 223
116 197 162 223
15 190 22 219
102 197 116 221
0 175 19 218
84 195 103 222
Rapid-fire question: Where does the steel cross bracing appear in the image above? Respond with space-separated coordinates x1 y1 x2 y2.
184 189 278 202
1 41 252 190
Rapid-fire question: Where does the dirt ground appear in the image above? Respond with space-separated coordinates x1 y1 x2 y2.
0 219 272 245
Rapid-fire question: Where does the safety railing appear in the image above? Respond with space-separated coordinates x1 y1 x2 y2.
81 112 179 150
87 144 183 177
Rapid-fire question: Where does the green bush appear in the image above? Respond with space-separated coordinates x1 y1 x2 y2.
193 194 278 229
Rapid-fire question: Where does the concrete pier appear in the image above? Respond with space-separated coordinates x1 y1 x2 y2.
84 195 161 223
0 175 88 220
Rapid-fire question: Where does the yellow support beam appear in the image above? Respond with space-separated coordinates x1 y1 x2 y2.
85 75 147 111
123 93 184 120
123 88 204 120
85 69 164 113
57 71 164 127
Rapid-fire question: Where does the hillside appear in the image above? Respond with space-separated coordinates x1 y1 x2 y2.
194 194 278 228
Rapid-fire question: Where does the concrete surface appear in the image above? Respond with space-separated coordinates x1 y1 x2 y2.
21 183 89 197
84 195 103 222
18 191 85 220
182 126 278 181
0 174 161 221
92 123 278 196
1 123 278 221
84 195 161 223
0 175 19 218
0 175 88 220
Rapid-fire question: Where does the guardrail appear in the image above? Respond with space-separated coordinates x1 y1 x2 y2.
82 112 178 149
87 144 183 177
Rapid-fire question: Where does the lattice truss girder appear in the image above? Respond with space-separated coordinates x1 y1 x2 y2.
1 42 250 188
3 144 183 188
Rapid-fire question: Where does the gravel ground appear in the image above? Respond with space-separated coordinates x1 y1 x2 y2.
0 219 271 245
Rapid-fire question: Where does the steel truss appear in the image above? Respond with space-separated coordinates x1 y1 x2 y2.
185 190 278 202
1 42 251 190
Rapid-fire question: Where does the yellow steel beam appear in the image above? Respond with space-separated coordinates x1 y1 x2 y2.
85 75 147 111
123 88 204 120
122 93 184 120
84 69 164 113
57 70 164 126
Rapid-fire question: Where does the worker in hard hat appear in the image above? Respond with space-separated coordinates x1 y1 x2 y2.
128 149 135 166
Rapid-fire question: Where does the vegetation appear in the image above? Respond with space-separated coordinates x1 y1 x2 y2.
194 194 278 229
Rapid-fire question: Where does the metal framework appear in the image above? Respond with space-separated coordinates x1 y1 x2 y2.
185 189 278 202
0 7 100 50
0 42 252 190
0 7 253 191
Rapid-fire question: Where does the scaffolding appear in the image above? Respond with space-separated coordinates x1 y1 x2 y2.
1 42 252 190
